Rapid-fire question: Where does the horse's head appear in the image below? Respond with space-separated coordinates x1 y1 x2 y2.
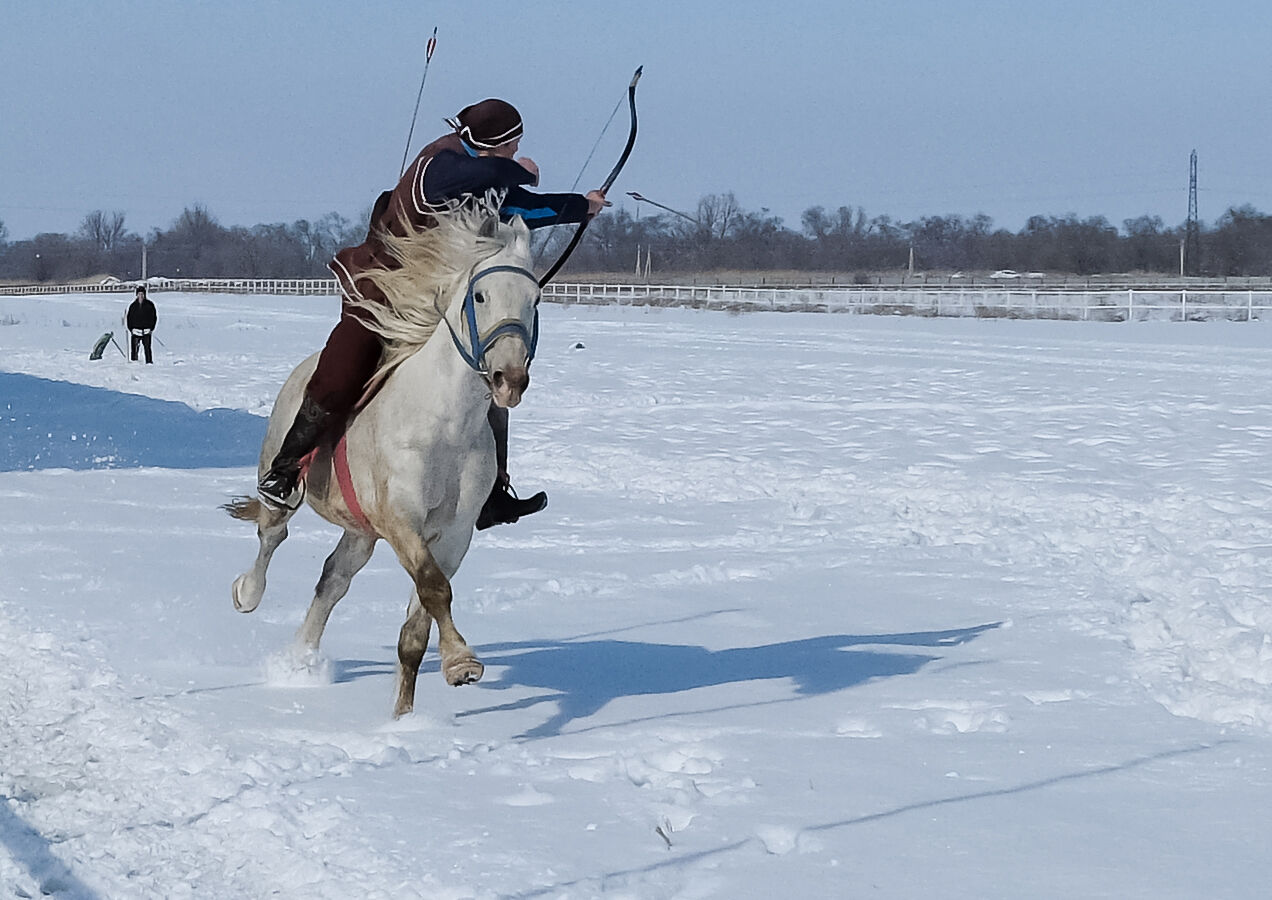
351 203 542 408
449 215 540 408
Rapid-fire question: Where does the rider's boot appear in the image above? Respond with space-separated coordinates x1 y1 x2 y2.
477 404 546 529
476 474 548 530
258 394 334 508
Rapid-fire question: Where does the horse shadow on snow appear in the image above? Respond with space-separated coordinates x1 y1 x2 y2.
459 622 1001 738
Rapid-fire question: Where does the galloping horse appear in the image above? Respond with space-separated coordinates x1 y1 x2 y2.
224 203 540 717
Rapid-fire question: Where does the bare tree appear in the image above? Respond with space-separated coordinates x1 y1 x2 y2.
0 217 8 245
79 210 128 251
284 213 359 272
290 218 321 264
314 211 359 260
696 192 741 240
171 203 222 260
832 206 866 238
1208 205 1272 276
1121 215 1177 273
801 205 832 239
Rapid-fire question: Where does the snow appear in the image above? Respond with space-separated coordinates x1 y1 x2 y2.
3 290 1272 898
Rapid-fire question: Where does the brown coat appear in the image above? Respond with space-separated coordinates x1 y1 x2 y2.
329 133 465 306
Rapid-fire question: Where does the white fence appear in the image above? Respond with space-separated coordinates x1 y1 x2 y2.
545 283 1272 322
0 278 339 296
4 278 1272 322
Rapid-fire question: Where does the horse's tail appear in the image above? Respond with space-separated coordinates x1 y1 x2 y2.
221 496 262 521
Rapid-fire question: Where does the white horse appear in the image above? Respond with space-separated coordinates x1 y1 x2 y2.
225 204 540 717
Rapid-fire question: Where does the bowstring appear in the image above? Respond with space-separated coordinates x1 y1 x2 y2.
569 92 626 192
534 91 627 263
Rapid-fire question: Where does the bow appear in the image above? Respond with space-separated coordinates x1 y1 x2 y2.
538 66 643 288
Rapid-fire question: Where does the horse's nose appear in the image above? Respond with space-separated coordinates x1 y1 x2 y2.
490 366 530 408
491 367 530 394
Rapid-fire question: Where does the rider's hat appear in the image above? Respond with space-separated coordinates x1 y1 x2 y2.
446 99 523 151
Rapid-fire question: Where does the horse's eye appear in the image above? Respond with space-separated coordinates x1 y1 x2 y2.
474 291 486 304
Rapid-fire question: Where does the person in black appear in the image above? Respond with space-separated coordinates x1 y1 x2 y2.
259 98 605 528
126 285 158 364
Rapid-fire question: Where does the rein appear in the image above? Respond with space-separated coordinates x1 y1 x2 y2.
438 264 541 376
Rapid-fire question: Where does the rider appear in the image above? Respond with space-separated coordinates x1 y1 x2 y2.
258 99 607 528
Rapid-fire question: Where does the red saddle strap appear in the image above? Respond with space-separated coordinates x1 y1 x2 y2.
297 435 374 534
292 362 397 533
333 433 374 533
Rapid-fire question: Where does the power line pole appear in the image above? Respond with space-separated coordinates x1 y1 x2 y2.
1184 149 1201 276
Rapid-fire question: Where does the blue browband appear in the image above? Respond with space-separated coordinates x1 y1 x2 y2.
445 264 540 375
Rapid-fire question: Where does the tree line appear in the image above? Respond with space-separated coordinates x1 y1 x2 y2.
569 196 1272 278
3 195 1271 283
0 205 365 284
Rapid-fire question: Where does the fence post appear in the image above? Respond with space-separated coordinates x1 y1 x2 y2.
1181 289 1187 321
1127 290 1133 323
1250 290 1255 321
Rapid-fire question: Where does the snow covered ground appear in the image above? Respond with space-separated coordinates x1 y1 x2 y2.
3 291 1272 899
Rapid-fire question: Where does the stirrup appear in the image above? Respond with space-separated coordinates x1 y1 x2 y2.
258 472 305 511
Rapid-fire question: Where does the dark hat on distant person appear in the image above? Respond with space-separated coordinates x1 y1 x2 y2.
446 99 523 150
135 285 147 295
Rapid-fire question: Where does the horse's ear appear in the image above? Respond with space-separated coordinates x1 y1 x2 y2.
509 215 531 245
479 215 501 239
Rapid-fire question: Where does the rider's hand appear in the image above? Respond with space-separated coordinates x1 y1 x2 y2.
517 157 539 186
586 190 608 217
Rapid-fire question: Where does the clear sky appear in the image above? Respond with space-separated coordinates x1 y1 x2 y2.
3 0 1271 241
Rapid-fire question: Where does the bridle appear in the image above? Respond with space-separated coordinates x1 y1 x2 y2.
440 264 541 376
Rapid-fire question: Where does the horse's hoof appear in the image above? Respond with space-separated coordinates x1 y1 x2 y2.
393 698 414 719
444 657 484 686
231 574 260 613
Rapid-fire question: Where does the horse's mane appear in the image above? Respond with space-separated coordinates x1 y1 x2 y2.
348 193 516 377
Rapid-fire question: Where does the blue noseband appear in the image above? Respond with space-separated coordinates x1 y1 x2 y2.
445 264 540 375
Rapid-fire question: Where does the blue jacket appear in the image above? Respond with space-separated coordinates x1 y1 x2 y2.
331 132 589 303
423 141 590 228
